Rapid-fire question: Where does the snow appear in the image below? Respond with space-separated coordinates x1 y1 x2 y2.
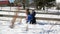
56 0 60 3
0 18 60 34
0 7 60 34
0 19 60 34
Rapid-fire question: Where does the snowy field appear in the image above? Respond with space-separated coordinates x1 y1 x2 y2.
0 18 60 34
0 7 60 34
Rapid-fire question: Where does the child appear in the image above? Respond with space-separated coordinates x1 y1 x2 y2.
30 10 36 24
26 9 33 31
26 9 33 24
27 14 33 24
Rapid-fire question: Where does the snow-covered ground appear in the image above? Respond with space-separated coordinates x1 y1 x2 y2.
0 18 60 34
0 7 60 34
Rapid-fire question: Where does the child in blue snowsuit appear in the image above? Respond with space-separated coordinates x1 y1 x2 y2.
27 14 33 24
26 9 32 24
27 10 36 24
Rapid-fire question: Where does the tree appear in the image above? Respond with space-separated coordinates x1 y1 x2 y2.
34 0 46 10
14 0 21 4
34 0 55 10
14 0 26 9
22 0 26 9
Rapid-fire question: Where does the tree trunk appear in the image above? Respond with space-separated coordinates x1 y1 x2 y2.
22 3 25 9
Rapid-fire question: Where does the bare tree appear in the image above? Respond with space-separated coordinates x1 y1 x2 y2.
34 0 55 10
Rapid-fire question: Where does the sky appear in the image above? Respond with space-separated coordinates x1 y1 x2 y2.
9 0 32 3
9 0 15 3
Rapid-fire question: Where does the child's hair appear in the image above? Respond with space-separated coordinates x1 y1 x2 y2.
26 9 30 15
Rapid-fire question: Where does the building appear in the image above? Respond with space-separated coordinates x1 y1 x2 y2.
0 0 10 6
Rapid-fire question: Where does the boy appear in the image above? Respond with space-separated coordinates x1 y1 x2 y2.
30 10 36 24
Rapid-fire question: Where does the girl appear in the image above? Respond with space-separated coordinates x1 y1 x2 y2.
26 9 33 31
